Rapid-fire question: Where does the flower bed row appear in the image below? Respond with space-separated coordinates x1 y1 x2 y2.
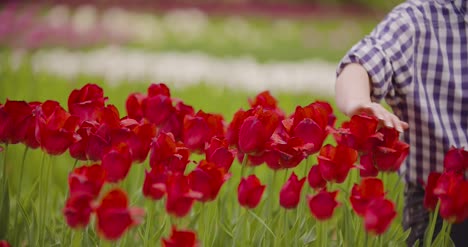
0 83 466 246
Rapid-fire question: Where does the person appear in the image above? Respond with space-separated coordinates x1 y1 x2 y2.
334 0 468 246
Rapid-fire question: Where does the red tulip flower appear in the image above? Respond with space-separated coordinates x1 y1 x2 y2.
150 132 190 172
269 136 306 169
35 100 80 155
443 146 468 173
371 127 409 172
165 173 202 217
96 189 144 241
63 193 94 228
334 114 381 152
238 107 279 155
364 198 397 235
280 172 306 209
0 240 10 247
238 175 266 209
433 172 468 223
162 226 199 247
205 137 234 172
308 190 339 220
317 144 358 183
68 164 106 198
350 178 385 216
358 153 379 177
423 172 442 211
101 143 133 183
112 120 156 163
189 160 231 202
248 90 285 119
142 83 174 125
143 166 168 200
282 102 335 155
308 165 327 190
0 100 40 148
183 110 225 153
159 101 195 141
68 83 107 122
126 92 145 121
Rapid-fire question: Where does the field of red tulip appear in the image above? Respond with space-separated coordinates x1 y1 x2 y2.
1 80 467 247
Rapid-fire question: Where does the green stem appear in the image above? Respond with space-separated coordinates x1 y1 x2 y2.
240 154 249 178
425 200 441 247
36 152 46 245
144 201 154 247
13 146 29 245
39 154 53 246
2 144 8 184
444 222 452 246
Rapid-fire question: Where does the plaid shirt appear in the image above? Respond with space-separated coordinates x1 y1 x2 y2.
337 0 468 184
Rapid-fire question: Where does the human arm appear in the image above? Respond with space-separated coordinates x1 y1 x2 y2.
335 63 408 132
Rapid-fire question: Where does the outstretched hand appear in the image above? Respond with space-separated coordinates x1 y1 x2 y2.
348 102 409 133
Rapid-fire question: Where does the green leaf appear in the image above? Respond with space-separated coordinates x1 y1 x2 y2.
247 210 276 238
301 225 316 245
0 178 10 239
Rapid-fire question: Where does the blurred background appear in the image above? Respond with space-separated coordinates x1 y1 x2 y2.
0 0 404 110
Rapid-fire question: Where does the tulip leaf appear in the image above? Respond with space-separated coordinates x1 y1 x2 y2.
301 225 317 244
247 210 276 238
0 177 10 239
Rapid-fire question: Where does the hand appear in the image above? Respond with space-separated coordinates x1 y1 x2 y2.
347 102 409 133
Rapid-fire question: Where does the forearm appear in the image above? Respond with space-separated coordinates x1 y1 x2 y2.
335 63 372 117
334 63 408 132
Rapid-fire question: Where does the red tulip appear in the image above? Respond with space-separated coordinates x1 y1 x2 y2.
334 114 381 152
0 100 40 148
96 189 144 240
142 84 174 125
205 137 234 172
269 136 306 169
0 240 10 247
283 102 335 155
150 132 190 172
183 110 224 153
350 178 385 216
35 100 80 155
307 165 326 190
162 226 199 247
238 175 266 209
68 164 106 198
280 172 306 209
308 190 339 220
126 92 145 121
433 172 468 223
165 173 202 217
226 109 250 147
423 172 442 211
101 143 133 183
443 146 468 173
248 90 285 119
143 167 167 200
364 198 397 235
317 144 358 183
63 193 94 228
68 83 107 122
358 153 379 177
159 101 195 141
112 121 156 163
238 107 279 155
189 160 231 202
371 127 409 172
